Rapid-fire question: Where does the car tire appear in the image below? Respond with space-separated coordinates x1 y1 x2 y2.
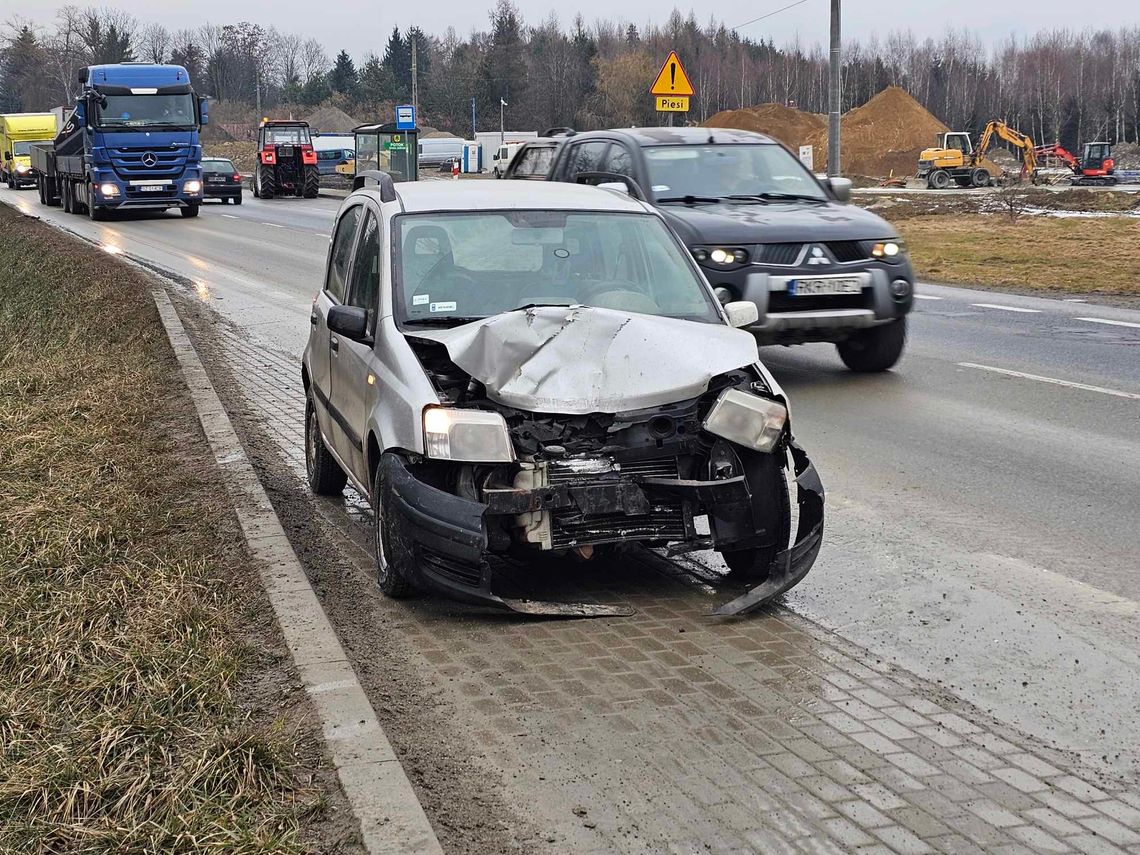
971 167 990 188
62 179 72 213
233 194 243 205
181 203 200 218
373 460 416 599
719 449 791 583
305 395 347 496
836 317 907 372
88 195 108 220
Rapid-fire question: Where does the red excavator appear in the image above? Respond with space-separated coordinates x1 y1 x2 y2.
1033 141 1117 186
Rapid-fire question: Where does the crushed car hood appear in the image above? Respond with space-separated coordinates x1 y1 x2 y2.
409 306 760 415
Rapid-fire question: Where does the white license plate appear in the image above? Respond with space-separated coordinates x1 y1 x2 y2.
789 277 863 296
138 185 165 193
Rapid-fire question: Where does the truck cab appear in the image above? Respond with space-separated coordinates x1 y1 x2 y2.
34 63 208 219
1 113 58 189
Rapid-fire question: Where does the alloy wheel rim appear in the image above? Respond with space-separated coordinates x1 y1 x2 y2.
306 407 318 477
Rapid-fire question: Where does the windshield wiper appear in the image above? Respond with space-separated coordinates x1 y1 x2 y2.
735 192 827 203
514 302 579 311
656 195 719 205
403 316 484 328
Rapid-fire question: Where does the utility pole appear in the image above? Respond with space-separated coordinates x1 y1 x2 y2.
828 0 841 177
410 38 418 118
500 97 507 145
471 97 476 138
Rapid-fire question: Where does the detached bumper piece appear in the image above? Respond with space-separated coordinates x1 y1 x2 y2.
712 441 825 617
380 455 632 617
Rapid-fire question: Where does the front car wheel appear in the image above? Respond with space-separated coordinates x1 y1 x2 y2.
836 318 907 372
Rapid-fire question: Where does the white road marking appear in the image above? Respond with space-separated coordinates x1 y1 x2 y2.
914 294 943 301
971 303 1042 313
222 213 239 219
1063 298 1087 303
315 232 330 238
262 222 284 228
958 362 1140 401
1076 317 1140 330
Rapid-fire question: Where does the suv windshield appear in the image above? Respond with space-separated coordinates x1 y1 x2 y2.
395 211 721 326
96 94 196 129
645 143 827 202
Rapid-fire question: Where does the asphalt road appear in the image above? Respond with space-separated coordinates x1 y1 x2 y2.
5 186 1139 778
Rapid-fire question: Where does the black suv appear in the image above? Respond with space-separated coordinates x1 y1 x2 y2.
511 127 915 372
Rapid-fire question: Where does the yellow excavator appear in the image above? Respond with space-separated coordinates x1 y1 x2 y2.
916 120 1038 189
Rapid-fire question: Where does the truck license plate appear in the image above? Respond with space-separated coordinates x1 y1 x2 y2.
138 184 164 192
789 278 863 296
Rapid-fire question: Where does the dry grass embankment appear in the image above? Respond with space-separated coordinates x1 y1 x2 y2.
897 214 1140 295
0 205 326 851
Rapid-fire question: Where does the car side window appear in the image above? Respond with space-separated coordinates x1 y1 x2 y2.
326 205 362 302
604 144 634 177
346 209 381 335
564 141 609 179
513 145 553 178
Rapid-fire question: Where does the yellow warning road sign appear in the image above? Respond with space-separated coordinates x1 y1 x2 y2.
656 96 690 112
650 51 695 97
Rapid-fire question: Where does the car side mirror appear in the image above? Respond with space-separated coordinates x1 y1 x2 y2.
826 176 852 203
3 152 10 160
724 301 759 329
327 305 369 341
198 96 209 125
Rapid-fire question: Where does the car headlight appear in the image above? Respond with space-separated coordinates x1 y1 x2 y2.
871 240 906 260
184 179 202 194
701 247 749 265
15 164 30 173
98 182 120 196
702 388 787 454
423 407 514 462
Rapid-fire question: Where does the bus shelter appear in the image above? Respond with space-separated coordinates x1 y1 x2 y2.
351 122 419 182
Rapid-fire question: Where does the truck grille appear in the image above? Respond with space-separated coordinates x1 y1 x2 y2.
757 243 803 265
109 145 190 178
547 456 687 549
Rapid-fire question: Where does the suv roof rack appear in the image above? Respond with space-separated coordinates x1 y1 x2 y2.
353 170 397 202
542 127 576 138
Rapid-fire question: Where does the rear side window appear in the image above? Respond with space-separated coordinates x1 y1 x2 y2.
326 205 362 302
346 210 381 334
604 145 634 177
512 145 555 178
564 141 609 179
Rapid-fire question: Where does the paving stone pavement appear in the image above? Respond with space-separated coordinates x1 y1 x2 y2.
191 302 1140 854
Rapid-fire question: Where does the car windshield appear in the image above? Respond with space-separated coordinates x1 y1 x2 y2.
202 160 235 173
13 140 49 156
645 143 827 202
96 94 196 129
264 126 311 145
395 211 721 326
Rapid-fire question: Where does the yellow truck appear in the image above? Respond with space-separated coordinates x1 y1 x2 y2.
1 113 59 189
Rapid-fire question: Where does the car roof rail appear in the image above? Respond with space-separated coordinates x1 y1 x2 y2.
542 127 576 138
352 170 397 202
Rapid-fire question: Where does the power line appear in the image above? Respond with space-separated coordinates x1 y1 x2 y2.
731 0 812 32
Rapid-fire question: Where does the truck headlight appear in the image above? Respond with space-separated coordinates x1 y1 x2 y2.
702 389 787 454
15 164 30 174
871 240 906 260
184 179 202 194
423 407 514 462
98 183 120 196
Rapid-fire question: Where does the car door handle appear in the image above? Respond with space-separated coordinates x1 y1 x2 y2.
330 335 339 354
310 311 319 325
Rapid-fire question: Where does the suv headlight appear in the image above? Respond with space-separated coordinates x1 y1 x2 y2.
423 407 514 462
871 240 906 261
702 389 787 454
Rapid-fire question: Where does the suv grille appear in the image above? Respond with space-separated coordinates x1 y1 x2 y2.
826 241 870 263
758 243 803 265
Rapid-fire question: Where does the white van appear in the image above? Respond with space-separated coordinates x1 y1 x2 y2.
418 137 465 168
492 142 527 178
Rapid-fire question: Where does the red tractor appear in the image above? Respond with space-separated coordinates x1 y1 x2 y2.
253 119 320 199
1034 141 1117 186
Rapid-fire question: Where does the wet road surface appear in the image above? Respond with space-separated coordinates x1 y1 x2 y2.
5 186 1140 850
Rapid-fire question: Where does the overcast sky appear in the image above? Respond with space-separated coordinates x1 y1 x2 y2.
4 0 1136 61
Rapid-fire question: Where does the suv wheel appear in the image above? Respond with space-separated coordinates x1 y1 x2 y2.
373 460 415 598
836 318 907 372
305 395 347 495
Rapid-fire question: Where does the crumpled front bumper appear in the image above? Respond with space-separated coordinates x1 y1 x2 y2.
379 440 824 618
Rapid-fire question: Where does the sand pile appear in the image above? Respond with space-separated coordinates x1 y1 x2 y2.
1112 142 1140 169
304 105 360 134
704 103 825 149
204 141 257 173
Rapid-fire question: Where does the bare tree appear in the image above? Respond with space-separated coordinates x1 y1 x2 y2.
139 22 170 64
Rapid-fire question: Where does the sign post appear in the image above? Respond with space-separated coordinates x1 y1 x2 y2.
395 104 416 131
650 51 694 118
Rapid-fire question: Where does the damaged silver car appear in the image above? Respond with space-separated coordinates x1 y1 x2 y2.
301 175 824 615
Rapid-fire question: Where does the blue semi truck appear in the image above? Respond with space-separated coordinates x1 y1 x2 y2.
31 63 209 220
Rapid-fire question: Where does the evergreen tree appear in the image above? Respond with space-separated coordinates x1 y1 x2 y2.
0 26 42 111
329 50 359 98
381 27 411 101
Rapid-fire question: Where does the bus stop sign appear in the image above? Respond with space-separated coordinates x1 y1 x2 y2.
396 105 416 130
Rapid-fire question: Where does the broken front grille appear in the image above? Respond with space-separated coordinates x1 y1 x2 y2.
547 456 687 549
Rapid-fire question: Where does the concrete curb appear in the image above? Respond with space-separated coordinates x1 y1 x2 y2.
151 288 442 855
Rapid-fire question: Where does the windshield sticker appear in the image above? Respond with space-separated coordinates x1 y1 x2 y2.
430 301 457 313
412 294 430 305
652 184 670 192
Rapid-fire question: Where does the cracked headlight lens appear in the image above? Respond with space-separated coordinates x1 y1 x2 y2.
702 389 787 454
423 407 514 463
